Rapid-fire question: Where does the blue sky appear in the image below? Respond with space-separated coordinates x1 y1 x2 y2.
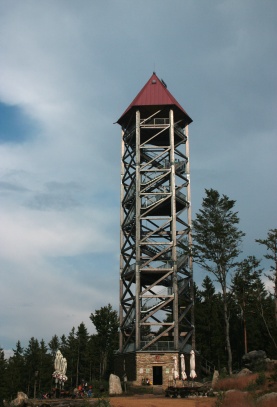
0 0 276 355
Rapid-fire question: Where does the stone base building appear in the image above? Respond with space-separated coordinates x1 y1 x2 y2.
115 351 200 389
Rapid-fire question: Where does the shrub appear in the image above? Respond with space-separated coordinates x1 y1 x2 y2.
269 365 277 384
256 371 266 386
213 390 255 407
214 374 258 391
94 396 111 407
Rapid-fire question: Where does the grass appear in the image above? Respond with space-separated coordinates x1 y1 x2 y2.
212 369 277 407
214 373 259 391
94 397 111 407
213 390 255 407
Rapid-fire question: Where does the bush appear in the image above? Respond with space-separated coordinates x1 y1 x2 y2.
94 397 111 407
256 372 266 386
269 365 277 384
213 390 255 407
214 374 258 391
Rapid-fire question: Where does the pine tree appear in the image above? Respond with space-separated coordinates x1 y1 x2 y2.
195 277 225 370
75 322 90 386
231 256 263 355
37 340 52 396
90 304 119 379
5 341 25 399
256 228 277 326
192 189 245 374
48 335 60 358
59 335 67 355
0 347 8 405
23 337 41 397
65 327 78 388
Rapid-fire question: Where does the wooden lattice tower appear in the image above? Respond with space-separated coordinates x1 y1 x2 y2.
116 73 194 385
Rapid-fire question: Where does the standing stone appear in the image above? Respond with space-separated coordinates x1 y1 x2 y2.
109 374 123 395
211 370 219 389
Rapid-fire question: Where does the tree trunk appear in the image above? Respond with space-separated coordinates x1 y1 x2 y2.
242 298 248 354
275 267 277 326
223 285 232 375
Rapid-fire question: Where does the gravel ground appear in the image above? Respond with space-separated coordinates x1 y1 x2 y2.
109 395 215 407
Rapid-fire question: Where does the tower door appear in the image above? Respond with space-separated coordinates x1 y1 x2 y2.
152 366 163 385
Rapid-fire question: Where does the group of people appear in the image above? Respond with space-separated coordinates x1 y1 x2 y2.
73 384 94 398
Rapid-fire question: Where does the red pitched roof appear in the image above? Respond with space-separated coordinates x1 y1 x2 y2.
117 73 192 125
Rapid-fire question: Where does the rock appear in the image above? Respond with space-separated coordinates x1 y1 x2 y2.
109 373 123 395
211 370 219 388
266 359 277 371
9 392 34 407
257 392 277 405
10 393 29 407
237 368 253 377
224 390 251 405
242 350 267 371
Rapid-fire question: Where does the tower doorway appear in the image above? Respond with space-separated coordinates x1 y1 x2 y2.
152 366 163 385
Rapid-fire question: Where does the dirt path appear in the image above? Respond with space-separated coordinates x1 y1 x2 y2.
109 395 215 407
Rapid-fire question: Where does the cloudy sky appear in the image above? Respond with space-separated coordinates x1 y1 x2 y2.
0 0 276 355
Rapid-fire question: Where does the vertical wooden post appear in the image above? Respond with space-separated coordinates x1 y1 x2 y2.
119 129 125 352
170 109 178 349
135 110 141 350
185 124 195 350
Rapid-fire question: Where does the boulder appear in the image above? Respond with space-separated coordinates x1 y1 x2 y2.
237 368 253 377
10 393 33 407
257 392 277 405
242 350 267 371
109 373 123 395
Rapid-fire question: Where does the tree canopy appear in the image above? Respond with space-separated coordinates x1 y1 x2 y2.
193 188 245 374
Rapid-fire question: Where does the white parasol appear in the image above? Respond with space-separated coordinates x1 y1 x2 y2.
61 357 67 375
54 350 62 372
190 350 197 380
180 354 187 382
173 355 179 380
53 350 68 387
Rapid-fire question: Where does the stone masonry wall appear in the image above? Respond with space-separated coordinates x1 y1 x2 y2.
134 352 180 389
115 351 196 390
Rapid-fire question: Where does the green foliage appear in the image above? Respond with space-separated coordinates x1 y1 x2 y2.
245 381 257 392
231 256 266 360
269 364 277 383
255 371 266 386
195 277 226 368
90 304 119 379
214 391 226 407
78 400 91 407
256 228 277 329
94 396 111 407
0 347 8 405
193 188 245 375
0 305 118 403
192 189 245 279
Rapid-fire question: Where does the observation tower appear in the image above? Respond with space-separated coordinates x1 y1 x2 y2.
115 73 194 386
